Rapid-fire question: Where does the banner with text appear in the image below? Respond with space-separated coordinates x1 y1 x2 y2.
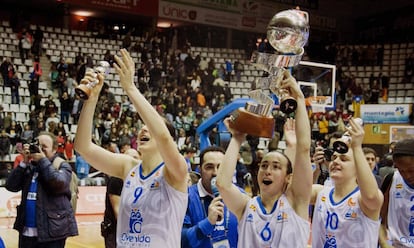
62 0 158 17
360 104 411 124
0 186 106 217
159 0 281 32
159 0 335 32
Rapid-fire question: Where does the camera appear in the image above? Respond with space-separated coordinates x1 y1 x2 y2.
29 141 41 154
323 148 334 161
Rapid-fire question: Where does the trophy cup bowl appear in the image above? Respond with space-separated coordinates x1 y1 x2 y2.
266 8 309 114
267 9 309 55
231 107 275 138
75 61 110 100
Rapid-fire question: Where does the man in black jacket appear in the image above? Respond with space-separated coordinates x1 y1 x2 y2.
6 131 78 248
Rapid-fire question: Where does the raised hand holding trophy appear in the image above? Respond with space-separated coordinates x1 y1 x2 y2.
75 61 110 100
253 8 309 114
231 8 309 138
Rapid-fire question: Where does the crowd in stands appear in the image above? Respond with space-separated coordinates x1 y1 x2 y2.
0 23 413 184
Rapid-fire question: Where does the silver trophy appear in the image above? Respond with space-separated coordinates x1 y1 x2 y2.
231 8 309 138
251 8 309 114
75 61 110 100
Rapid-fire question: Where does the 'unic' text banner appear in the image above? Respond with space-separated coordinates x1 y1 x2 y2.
360 104 411 124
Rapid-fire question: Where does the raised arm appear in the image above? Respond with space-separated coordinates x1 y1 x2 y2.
283 118 297 164
113 49 188 192
348 118 384 220
281 70 312 219
216 118 250 220
74 67 137 179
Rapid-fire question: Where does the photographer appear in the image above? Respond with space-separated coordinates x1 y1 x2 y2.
5 131 78 248
312 131 344 186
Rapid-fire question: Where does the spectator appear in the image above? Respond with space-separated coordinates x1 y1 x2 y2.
71 94 84 124
0 129 11 162
234 60 243 81
103 50 115 67
59 91 73 124
6 121 21 153
181 146 239 248
9 72 20 104
45 112 60 132
64 136 74 161
19 29 32 62
32 26 44 56
29 58 42 107
0 57 13 87
20 123 34 144
234 153 248 189
44 95 57 117
362 147 382 187
6 131 78 247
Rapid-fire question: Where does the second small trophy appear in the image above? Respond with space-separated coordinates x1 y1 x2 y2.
75 61 110 100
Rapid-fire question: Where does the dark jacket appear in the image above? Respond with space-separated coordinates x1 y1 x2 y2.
5 155 78 242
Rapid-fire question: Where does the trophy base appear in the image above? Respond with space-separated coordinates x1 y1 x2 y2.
231 108 275 138
279 98 297 114
75 86 90 100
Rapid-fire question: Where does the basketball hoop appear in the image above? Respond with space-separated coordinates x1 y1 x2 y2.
305 96 328 106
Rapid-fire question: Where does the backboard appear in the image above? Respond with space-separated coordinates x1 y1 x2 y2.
291 61 336 110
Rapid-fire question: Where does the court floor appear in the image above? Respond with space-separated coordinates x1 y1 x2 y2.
0 214 105 248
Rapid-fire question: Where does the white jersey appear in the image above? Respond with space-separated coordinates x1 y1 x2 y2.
238 194 310 247
388 170 414 247
117 162 188 248
312 186 380 248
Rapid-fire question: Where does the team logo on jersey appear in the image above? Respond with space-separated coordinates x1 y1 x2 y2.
276 212 288 222
347 197 356 207
129 208 143 233
324 234 337 248
130 171 136 177
344 208 358 220
249 204 257 212
394 191 402 199
150 179 160 190
246 213 254 222
125 180 131 188
396 183 403 189
321 196 327 202
317 204 323 212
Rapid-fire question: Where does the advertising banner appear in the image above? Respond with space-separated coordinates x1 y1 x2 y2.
0 186 106 217
360 104 411 124
61 0 158 17
159 0 334 31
